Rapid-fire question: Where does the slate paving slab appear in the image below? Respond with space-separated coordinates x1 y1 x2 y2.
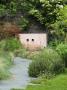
0 57 32 90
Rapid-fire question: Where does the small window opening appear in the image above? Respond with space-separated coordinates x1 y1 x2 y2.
32 39 34 42
26 39 29 42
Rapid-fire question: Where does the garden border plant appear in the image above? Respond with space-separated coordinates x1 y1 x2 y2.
56 43 67 67
28 48 65 77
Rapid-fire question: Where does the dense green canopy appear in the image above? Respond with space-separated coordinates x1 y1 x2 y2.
0 0 67 43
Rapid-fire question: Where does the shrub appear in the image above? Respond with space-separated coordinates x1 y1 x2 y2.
4 38 22 52
0 38 28 59
49 40 62 49
56 43 67 67
29 48 64 77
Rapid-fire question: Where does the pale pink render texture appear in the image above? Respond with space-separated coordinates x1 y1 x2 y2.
19 33 47 50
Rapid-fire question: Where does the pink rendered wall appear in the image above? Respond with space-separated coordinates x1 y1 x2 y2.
19 33 47 50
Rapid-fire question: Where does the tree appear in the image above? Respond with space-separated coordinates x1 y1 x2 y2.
0 0 67 43
48 5 67 44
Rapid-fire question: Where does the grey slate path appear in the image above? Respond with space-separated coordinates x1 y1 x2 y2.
0 57 32 90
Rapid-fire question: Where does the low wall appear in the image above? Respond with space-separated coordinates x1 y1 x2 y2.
19 33 47 50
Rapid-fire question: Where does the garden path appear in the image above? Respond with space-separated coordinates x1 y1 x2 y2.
0 57 32 90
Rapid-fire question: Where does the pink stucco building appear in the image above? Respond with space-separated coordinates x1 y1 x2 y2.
19 33 47 50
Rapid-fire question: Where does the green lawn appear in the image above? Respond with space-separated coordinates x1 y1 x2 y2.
25 74 67 90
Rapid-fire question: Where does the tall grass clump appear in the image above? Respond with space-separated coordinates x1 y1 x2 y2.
0 37 24 80
56 43 67 67
29 48 65 77
0 38 28 58
0 51 13 80
4 38 22 52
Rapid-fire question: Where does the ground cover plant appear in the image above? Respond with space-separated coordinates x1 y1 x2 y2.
29 48 65 77
25 73 67 90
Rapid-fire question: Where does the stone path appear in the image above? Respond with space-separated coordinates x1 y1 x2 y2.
0 57 32 90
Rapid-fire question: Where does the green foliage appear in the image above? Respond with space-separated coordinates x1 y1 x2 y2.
0 0 64 25
64 0 67 5
29 48 64 77
25 73 67 90
29 9 44 24
14 49 28 58
48 5 67 43
4 38 22 52
0 40 6 50
0 51 13 80
0 0 10 4
0 0 66 43
0 4 6 17
18 16 29 31
9 1 17 15
0 69 10 80
0 51 13 68
48 39 62 48
0 38 28 59
56 43 67 67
